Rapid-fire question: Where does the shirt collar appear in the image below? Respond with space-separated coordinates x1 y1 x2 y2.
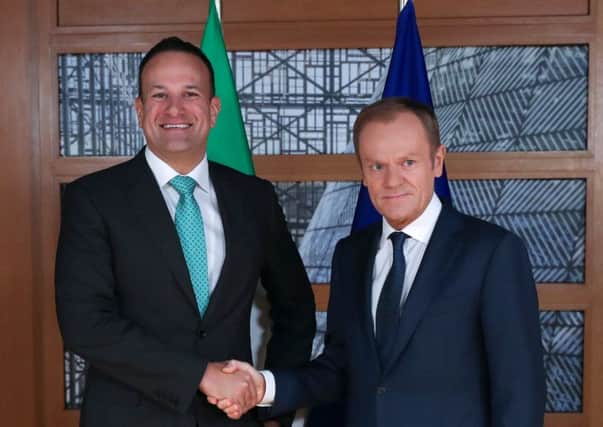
380 193 442 247
144 146 209 193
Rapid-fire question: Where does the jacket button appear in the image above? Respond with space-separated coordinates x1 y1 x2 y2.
199 330 207 338
377 386 387 394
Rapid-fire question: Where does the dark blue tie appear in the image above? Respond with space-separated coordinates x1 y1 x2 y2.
376 231 408 365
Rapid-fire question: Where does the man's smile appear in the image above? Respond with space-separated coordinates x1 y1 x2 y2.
160 123 192 129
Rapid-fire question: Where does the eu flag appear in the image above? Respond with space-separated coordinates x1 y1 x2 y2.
351 0 452 232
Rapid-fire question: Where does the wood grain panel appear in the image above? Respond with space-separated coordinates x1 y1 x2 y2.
224 0 395 23
57 0 590 29
415 0 589 19
544 413 585 427
51 152 596 182
58 0 209 26
0 0 38 426
48 19 593 51
50 19 398 51
57 0 396 28
420 20 593 47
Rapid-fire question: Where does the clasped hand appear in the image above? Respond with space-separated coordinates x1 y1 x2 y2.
199 360 265 420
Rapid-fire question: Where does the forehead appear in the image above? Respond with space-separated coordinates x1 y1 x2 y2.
358 112 430 155
140 51 209 87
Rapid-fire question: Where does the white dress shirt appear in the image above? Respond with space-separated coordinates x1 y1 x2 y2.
260 193 442 404
370 193 441 330
144 147 225 293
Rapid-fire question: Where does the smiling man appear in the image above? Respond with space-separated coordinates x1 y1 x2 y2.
55 37 315 427
218 97 545 427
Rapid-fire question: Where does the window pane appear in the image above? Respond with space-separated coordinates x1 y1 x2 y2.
276 181 359 283
428 46 588 152
64 351 86 409
450 179 585 283
540 310 584 412
234 49 388 154
58 53 144 156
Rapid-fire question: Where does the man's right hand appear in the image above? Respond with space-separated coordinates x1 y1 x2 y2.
200 361 261 418
205 360 266 419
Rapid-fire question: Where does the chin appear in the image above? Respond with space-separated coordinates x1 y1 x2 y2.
387 208 416 225
163 142 201 153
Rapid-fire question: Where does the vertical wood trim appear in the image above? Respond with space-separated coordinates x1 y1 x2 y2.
37 0 71 425
587 1 603 424
0 0 38 426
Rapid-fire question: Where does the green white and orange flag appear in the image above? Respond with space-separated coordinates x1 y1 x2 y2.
201 0 255 175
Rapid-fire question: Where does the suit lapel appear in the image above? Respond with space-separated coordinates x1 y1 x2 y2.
200 162 237 324
357 224 382 365
382 206 465 375
126 150 198 312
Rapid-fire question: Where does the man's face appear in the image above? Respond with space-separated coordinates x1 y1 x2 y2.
135 51 220 167
358 112 445 230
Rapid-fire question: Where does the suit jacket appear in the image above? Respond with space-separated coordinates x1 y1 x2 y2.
55 149 316 427
272 205 545 427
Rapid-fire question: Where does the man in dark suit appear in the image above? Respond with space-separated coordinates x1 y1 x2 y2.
218 97 545 426
55 37 315 427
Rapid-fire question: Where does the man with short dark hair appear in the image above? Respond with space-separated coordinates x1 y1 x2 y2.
55 36 315 427
219 97 545 427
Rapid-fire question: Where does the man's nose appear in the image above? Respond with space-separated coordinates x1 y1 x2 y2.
166 97 183 115
384 168 404 187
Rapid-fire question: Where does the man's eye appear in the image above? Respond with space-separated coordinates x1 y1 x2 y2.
370 164 383 171
185 92 200 97
404 160 416 167
151 93 166 99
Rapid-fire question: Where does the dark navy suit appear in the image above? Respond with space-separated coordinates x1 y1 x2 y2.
272 204 545 427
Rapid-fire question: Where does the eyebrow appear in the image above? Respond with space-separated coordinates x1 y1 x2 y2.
148 84 202 90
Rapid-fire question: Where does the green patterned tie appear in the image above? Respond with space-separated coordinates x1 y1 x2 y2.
170 175 209 316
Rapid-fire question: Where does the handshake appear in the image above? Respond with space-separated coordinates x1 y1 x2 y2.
199 360 267 420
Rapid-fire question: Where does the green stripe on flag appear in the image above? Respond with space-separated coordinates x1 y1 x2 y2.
201 1 255 175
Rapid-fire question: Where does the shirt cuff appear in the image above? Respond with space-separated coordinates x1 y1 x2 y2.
257 370 275 406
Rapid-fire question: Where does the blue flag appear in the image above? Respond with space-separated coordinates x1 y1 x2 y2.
351 0 451 232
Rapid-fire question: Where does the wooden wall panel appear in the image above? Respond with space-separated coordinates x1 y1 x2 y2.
415 0 589 19
58 0 209 26
224 0 396 22
57 0 591 29
0 1 38 427
58 0 397 27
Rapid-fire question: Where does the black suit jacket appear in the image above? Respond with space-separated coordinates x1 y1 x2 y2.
55 150 316 427
272 205 545 427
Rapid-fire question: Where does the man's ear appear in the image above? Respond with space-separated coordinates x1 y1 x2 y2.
433 144 446 177
134 97 144 128
209 96 221 128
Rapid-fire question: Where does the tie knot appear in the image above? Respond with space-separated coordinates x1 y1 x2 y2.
170 175 197 195
389 231 408 252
